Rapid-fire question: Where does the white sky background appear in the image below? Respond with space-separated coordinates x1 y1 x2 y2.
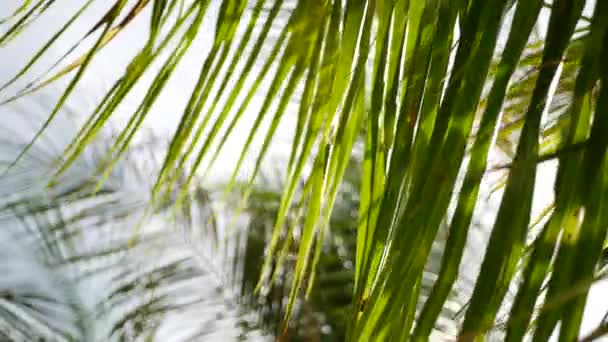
0 0 606 340
0 0 297 188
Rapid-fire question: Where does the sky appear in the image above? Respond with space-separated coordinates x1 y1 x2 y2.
1 0 297 187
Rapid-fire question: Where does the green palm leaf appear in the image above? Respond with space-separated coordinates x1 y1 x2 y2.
2 0 608 340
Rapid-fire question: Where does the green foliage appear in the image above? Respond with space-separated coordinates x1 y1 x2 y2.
2 0 608 340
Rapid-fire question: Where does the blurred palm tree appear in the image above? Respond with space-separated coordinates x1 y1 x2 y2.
2 0 608 340
0 106 276 341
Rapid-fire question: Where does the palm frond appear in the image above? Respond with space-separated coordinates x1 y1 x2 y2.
2 0 608 340
0 103 270 341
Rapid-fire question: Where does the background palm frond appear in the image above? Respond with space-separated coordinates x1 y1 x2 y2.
0 102 272 341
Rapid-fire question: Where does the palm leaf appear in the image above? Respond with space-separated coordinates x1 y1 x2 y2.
2 0 608 340
0 103 271 341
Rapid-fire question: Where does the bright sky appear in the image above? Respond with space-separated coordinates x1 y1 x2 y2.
1 0 296 187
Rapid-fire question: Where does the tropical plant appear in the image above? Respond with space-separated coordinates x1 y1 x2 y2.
2 0 608 340
0 107 275 341
235 161 481 341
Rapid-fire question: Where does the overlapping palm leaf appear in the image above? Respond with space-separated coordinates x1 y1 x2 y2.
234 163 473 341
2 0 608 340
